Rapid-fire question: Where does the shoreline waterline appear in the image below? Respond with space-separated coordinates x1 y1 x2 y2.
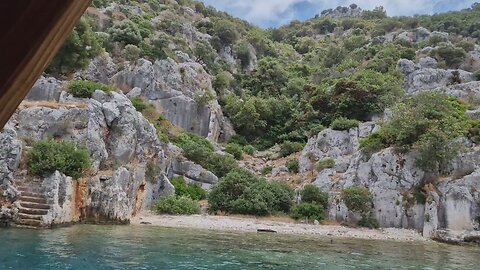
131 212 427 242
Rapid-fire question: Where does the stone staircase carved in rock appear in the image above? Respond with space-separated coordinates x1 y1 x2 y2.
12 179 51 229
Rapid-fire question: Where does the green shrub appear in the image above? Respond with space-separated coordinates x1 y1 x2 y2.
155 196 201 215
279 141 304 157
230 181 294 216
474 70 480 81
225 143 243 160
208 168 261 213
330 117 359 131
243 145 256 155
300 185 328 207
28 140 91 179
130 97 152 112
261 166 273 175
229 135 249 146
357 216 379 229
430 45 467 68
203 154 238 178
124 44 141 61
341 187 378 228
146 161 161 184
174 132 214 164
208 168 294 216
413 184 427 205
109 20 142 45
468 120 480 143
306 124 325 137
287 160 299 174
212 19 239 46
68 80 114 98
290 203 326 222
171 176 207 201
316 158 335 172
175 133 214 153
341 187 373 214
359 128 394 157
361 92 470 171
47 18 102 75
212 72 231 91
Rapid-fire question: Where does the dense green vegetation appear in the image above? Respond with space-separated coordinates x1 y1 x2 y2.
291 185 329 222
316 158 335 172
44 0 480 220
49 0 480 154
155 196 201 215
171 176 207 201
47 18 102 75
156 175 207 215
225 143 243 160
360 92 470 171
342 187 378 228
68 80 114 98
174 132 237 178
28 140 91 179
208 168 294 216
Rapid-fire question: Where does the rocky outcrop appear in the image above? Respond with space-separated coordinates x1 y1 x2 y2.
25 76 62 102
110 58 234 142
0 129 22 199
75 53 118 84
397 59 478 97
299 123 480 238
0 90 217 226
320 5 363 19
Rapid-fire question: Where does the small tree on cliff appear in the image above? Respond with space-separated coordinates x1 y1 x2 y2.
341 187 379 228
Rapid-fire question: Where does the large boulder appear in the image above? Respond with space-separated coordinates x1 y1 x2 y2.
397 58 477 97
25 76 62 102
110 58 232 142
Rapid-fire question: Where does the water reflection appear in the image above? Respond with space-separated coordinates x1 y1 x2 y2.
0 225 479 270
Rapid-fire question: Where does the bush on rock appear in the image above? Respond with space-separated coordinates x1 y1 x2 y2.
28 140 91 179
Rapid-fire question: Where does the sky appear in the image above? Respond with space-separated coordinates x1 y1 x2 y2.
199 0 479 28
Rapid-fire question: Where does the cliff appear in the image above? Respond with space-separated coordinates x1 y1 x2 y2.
0 89 217 227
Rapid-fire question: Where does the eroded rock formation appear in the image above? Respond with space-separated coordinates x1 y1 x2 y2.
0 90 217 227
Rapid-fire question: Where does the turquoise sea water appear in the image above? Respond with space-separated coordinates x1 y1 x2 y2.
0 225 479 269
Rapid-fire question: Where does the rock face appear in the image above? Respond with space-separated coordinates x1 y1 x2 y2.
397 59 478 98
0 129 22 199
299 123 480 237
321 5 363 19
25 76 62 102
111 57 234 142
0 90 217 226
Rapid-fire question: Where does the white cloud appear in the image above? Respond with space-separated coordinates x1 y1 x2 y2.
200 0 478 27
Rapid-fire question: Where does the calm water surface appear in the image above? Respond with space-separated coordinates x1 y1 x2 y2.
0 225 479 269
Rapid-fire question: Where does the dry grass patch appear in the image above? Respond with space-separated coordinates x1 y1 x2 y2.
19 101 87 109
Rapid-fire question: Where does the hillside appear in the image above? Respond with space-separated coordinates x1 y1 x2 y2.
1 0 480 243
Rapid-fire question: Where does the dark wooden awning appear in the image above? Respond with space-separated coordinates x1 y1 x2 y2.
0 0 91 129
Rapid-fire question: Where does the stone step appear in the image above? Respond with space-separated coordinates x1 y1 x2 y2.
19 191 45 198
19 196 47 204
19 202 50 210
18 213 43 221
18 207 48 215
15 219 43 227
17 186 43 193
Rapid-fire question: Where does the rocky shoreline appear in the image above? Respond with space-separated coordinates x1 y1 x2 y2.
132 212 427 242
